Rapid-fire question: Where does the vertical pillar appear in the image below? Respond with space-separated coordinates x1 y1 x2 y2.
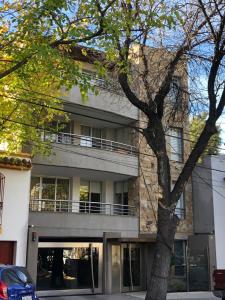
73 120 81 146
72 176 80 212
26 227 39 284
102 181 114 214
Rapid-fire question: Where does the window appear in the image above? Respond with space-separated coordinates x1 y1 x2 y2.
175 192 185 219
114 181 129 215
173 241 186 277
168 240 187 292
168 127 183 162
168 76 182 106
171 182 185 219
30 177 70 211
79 181 102 213
80 125 102 148
31 177 70 200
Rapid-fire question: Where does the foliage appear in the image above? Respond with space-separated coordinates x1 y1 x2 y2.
190 113 221 156
0 0 113 154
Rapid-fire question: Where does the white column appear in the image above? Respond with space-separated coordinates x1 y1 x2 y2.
72 176 80 212
102 181 114 215
73 120 81 146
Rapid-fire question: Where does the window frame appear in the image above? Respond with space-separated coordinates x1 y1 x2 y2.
171 181 185 220
168 76 182 107
168 127 183 162
30 176 71 200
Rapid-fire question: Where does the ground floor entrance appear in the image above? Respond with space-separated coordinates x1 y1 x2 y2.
36 242 103 294
26 234 211 296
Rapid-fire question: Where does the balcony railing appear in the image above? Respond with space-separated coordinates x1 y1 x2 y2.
43 132 137 156
29 199 136 216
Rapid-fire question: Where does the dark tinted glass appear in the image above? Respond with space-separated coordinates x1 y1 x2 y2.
2 267 33 285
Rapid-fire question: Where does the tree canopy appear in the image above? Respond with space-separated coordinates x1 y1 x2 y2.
190 113 222 156
0 0 114 153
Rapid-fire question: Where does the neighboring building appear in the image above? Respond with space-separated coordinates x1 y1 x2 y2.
26 48 193 295
0 154 31 266
192 155 225 291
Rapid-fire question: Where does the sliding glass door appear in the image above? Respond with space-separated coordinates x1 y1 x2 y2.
37 242 103 294
122 244 142 292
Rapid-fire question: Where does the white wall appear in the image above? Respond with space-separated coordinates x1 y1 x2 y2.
211 156 225 268
0 167 31 266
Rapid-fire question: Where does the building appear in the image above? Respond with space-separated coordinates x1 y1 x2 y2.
192 155 225 291
26 48 193 295
0 154 32 266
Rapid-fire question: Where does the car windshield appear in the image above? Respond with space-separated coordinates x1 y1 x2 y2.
1 267 33 285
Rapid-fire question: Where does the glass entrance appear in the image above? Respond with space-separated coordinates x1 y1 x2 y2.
122 244 142 291
36 242 102 293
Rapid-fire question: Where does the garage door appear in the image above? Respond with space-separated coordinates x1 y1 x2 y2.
0 241 14 264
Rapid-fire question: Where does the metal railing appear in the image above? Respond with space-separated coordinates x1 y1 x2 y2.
29 199 136 216
43 132 137 156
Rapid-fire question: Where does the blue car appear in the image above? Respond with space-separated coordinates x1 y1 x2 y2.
0 265 39 300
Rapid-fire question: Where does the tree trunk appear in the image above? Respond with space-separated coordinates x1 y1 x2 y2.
145 206 177 300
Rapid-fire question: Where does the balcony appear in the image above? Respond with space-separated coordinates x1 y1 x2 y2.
29 200 139 238
30 199 135 216
33 132 139 177
64 85 138 122
45 132 137 156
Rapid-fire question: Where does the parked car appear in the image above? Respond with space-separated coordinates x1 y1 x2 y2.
213 269 225 300
0 265 39 300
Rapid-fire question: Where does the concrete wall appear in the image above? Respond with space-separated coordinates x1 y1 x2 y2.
29 212 138 238
192 157 214 234
64 86 138 121
211 156 225 268
33 144 138 177
0 167 31 266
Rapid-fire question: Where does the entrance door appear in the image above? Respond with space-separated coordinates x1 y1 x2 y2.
122 244 142 292
37 242 102 294
0 241 14 264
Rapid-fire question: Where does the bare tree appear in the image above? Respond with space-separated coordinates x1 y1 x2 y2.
80 1 225 299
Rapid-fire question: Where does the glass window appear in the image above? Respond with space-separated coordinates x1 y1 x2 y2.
80 181 89 202
81 125 91 137
37 245 99 291
175 193 185 219
168 76 182 105
30 177 70 200
42 178 56 200
79 181 102 213
56 179 70 200
114 181 129 215
123 244 141 288
80 125 102 148
168 240 187 292
30 177 41 199
171 182 185 219
168 127 183 162
80 126 92 147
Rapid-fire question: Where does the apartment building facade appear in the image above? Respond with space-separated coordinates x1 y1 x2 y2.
26 50 193 295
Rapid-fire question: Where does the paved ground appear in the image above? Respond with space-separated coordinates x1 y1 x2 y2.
40 291 218 300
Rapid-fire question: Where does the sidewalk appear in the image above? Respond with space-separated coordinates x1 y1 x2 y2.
126 291 217 299
40 291 218 300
